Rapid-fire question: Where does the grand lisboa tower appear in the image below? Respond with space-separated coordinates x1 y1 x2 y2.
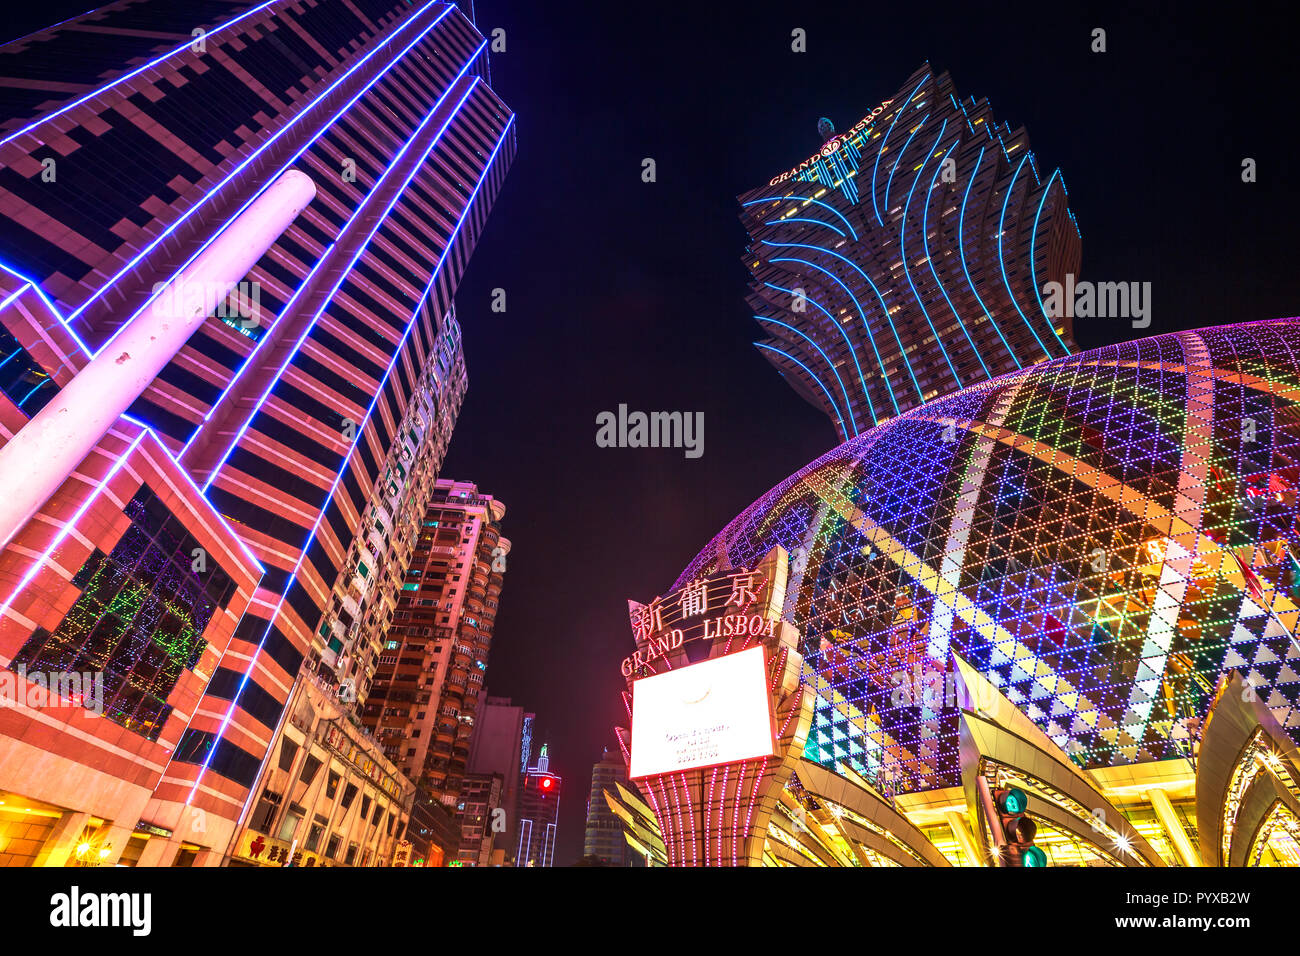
635 318 1300 867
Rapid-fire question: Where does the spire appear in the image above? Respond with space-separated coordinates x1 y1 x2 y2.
537 743 549 773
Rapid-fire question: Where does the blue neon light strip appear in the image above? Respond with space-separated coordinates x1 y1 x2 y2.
1031 168 1074 355
764 281 873 427
753 313 857 435
898 120 960 386
870 75 929 228
180 246 334 468
921 138 990 380
883 114 929 220
190 248 335 487
200 66 485 494
957 147 1019 369
0 0 282 150
186 106 517 806
998 155 1055 361
69 1 453 331
767 254 898 417
754 343 849 435
766 239 921 410
743 196 857 241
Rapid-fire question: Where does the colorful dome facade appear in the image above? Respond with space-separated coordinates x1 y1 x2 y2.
675 319 1300 793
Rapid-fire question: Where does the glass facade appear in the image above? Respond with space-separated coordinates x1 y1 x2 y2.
13 487 236 740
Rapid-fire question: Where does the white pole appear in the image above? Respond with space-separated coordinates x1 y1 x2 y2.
0 169 316 550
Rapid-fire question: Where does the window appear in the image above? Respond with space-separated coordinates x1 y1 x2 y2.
277 810 302 842
249 790 282 834
299 754 323 786
326 772 340 800
305 821 325 852
278 739 298 772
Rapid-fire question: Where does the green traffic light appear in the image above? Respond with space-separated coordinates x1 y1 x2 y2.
1022 846 1048 867
998 787 1029 814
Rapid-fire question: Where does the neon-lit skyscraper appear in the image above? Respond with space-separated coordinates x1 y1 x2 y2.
742 63 1080 441
0 0 514 865
516 742 561 867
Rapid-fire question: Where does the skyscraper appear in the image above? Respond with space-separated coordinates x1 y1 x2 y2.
516 742 561 867
742 63 1080 441
583 746 640 866
0 0 514 865
362 479 509 808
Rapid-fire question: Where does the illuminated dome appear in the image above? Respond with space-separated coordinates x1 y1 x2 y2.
674 318 1300 795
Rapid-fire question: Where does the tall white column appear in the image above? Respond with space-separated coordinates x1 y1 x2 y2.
0 170 315 550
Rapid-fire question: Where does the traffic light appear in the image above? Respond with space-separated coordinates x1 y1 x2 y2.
992 787 1047 867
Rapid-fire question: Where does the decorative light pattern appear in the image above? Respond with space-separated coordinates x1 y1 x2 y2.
673 319 1300 796
13 486 236 740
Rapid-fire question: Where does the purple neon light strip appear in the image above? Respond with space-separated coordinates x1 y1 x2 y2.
0 0 281 151
198 44 489 493
179 245 335 468
184 100 514 807
69 0 452 330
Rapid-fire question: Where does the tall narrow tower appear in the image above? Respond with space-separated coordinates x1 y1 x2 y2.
742 63 1080 441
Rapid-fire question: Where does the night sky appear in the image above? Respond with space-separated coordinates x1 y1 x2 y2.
5 1 1296 867
447 0 1297 864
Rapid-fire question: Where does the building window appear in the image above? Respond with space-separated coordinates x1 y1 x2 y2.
299 754 323 786
249 791 282 834
278 739 298 772
277 810 302 843
10 487 235 741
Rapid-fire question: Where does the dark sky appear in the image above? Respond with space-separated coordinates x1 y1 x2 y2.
6 1 1296 867
447 0 1299 864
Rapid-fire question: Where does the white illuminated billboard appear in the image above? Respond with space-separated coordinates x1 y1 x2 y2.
629 645 774 778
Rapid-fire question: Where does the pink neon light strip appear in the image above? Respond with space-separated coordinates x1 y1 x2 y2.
717 765 730 866
0 431 144 625
731 761 748 865
679 773 698 866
